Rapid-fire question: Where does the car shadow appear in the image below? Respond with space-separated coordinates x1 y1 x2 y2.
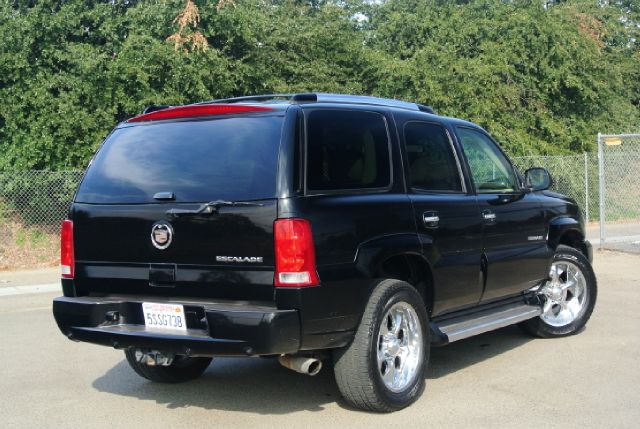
93 356 340 414
92 325 533 414
428 325 533 379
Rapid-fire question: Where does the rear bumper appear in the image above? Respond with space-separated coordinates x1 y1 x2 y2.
53 296 300 357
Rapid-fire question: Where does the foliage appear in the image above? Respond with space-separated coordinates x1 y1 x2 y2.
365 0 639 154
0 0 638 170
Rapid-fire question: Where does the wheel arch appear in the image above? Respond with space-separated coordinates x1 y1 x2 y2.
548 216 589 258
354 233 435 315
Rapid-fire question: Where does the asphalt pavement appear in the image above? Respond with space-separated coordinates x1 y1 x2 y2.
1 250 639 428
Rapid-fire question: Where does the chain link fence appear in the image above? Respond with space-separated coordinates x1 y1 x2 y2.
0 171 84 269
512 153 599 222
597 133 640 252
0 141 638 269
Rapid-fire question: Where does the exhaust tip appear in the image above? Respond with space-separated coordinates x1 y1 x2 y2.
306 359 322 376
278 355 323 376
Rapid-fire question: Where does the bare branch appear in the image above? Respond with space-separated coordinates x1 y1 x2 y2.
216 0 236 11
173 0 201 33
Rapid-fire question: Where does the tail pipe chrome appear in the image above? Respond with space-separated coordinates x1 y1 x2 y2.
278 355 322 376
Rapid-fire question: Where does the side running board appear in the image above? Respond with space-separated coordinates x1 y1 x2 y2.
431 303 542 345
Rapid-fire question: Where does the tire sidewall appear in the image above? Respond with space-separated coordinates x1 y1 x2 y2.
368 282 430 409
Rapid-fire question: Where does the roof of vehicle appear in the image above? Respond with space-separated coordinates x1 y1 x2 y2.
129 93 484 130
200 94 485 129
200 93 437 114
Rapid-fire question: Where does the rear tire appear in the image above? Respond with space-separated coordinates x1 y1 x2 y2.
520 245 597 338
333 279 429 412
124 349 212 383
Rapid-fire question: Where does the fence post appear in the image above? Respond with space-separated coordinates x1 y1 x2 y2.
597 133 605 250
584 151 589 223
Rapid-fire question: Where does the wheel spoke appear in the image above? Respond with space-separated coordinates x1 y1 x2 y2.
408 328 419 347
573 270 582 285
543 298 555 314
569 281 582 299
392 364 401 387
392 311 403 335
380 317 390 336
560 263 569 282
382 360 394 385
550 264 559 284
567 299 582 318
565 264 572 281
560 301 575 321
561 279 576 292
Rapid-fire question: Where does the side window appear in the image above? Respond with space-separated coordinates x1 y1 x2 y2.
306 110 391 191
404 122 462 192
456 127 519 193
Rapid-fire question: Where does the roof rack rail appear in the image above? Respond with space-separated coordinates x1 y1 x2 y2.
417 104 436 114
313 94 423 112
200 93 436 114
200 94 296 105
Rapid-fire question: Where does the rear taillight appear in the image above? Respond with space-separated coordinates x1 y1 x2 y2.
61 220 74 279
274 218 319 287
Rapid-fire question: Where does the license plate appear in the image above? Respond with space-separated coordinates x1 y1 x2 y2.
142 302 187 331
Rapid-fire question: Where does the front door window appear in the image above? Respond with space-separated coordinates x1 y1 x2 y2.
457 127 519 193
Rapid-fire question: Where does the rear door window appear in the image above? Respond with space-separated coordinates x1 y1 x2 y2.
76 115 284 204
404 122 463 192
305 110 391 191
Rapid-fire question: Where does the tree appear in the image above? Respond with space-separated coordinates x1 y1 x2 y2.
0 0 638 169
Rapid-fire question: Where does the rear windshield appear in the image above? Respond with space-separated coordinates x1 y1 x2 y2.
76 115 284 204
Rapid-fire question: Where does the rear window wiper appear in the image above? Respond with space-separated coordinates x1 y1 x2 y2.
166 200 264 218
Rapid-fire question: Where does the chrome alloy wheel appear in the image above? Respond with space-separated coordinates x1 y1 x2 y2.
376 302 423 393
539 260 589 327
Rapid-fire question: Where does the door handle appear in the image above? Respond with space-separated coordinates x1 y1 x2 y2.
482 210 497 224
423 211 440 228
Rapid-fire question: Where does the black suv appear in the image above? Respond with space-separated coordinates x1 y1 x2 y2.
53 93 596 412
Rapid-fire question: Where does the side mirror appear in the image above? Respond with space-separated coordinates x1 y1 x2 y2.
524 167 553 191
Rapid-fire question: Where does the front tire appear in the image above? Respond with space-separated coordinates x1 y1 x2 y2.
520 245 597 338
124 349 212 383
333 279 429 412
